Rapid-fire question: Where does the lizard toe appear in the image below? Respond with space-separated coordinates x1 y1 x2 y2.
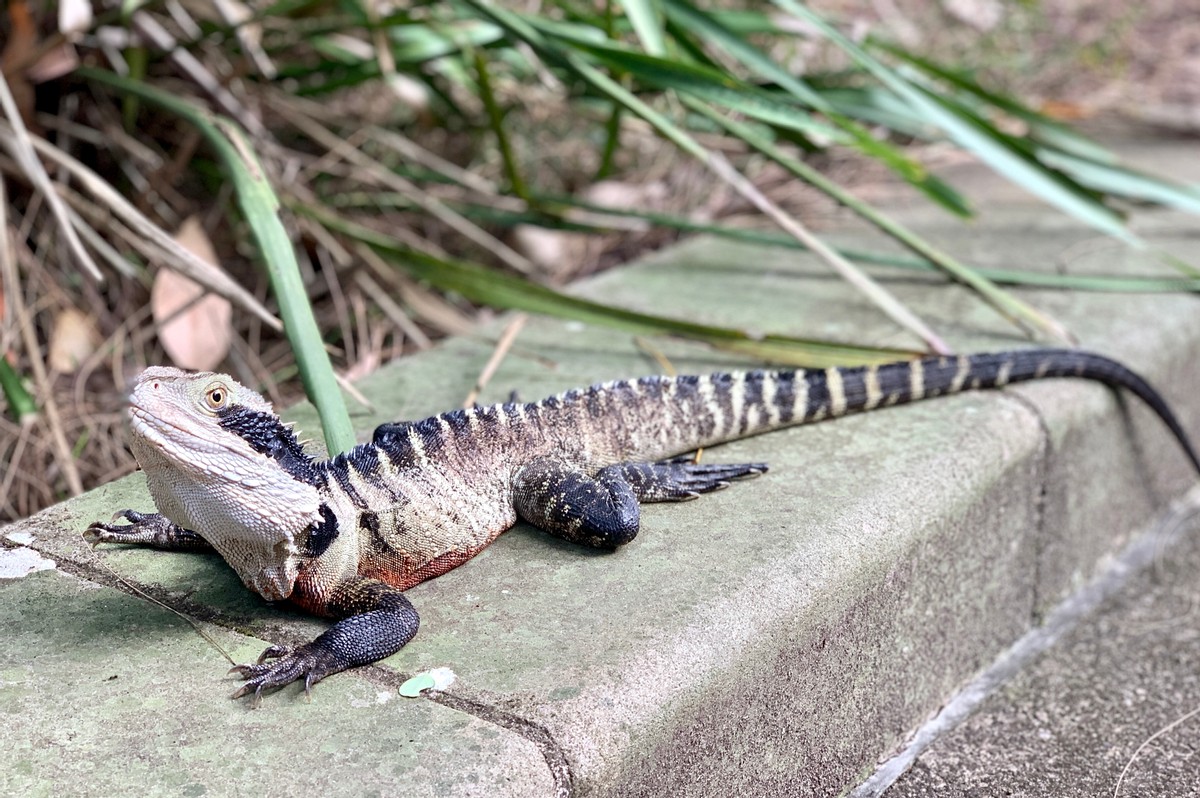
254 644 290 665
84 509 134 543
229 643 348 705
84 512 212 551
84 511 173 545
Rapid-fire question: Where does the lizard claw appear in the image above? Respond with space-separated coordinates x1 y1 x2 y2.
229 642 348 706
83 510 165 547
84 511 212 552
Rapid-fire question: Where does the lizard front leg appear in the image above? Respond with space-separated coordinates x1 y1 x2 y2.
85 510 215 552
230 575 419 705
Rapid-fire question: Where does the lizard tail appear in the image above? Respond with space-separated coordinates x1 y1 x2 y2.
624 349 1200 475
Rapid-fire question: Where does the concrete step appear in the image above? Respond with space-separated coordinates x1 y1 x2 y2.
875 497 1200 797
3 138 1199 796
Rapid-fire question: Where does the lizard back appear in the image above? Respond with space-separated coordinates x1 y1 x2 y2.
453 349 1200 474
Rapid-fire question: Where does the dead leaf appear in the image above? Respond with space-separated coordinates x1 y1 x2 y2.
1 1 81 87
27 43 79 83
582 179 667 210
152 217 233 372
513 180 666 280
511 223 574 273
1 1 40 126
47 307 99 373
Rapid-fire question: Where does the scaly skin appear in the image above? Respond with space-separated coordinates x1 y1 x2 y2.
86 350 1200 703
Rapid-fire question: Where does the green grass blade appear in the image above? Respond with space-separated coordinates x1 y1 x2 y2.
875 53 1200 218
873 42 1118 165
772 0 1138 247
811 86 935 138
339 189 1200 294
461 2 702 158
566 43 851 141
523 4 971 217
1035 149 1200 216
472 50 530 200
462 2 956 352
618 0 666 56
688 99 1073 342
660 0 971 217
662 0 827 105
78 67 356 455
300 205 914 367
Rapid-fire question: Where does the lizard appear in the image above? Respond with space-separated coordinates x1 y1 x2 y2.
85 348 1200 704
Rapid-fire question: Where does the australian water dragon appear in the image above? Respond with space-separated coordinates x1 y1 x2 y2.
86 349 1200 703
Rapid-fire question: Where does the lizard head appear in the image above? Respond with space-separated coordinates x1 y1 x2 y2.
126 367 324 600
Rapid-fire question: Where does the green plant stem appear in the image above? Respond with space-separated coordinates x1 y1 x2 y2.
595 103 623 181
78 67 356 455
472 50 530 201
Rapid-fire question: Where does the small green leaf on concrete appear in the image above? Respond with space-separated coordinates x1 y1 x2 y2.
399 674 435 697
399 667 456 697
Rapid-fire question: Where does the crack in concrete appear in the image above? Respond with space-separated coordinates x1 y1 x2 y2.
30 549 261 629
30 543 576 798
301 660 576 797
426 690 574 798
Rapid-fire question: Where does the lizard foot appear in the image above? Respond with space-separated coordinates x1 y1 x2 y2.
84 510 213 552
230 580 420 706
229 643 348 707
85 510 174 546
620 459 769 502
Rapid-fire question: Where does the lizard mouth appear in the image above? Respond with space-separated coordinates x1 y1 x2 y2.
127 401 252 459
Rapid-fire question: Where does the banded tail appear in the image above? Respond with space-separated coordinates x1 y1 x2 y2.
600 349 1200 474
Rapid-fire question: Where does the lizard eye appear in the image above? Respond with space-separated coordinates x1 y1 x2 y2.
204 383 229 411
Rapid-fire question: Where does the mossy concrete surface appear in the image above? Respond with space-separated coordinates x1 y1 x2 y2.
4 139 1200 796
0 565 557 798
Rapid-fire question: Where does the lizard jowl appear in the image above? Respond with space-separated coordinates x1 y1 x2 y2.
87 349 1200 703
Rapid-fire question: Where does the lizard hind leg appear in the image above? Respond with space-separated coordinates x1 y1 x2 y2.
512 457 769 549
514 457 642 548
231 576 419 706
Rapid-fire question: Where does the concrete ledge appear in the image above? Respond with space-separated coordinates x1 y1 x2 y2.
0 566 557 797
4 142 1200 795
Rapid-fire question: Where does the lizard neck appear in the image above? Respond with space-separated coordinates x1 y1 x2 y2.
215 404 322 485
